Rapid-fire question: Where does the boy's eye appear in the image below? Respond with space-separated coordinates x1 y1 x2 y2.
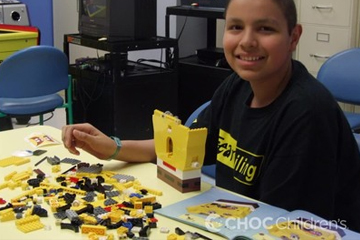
259 26 275 32
227 24 243 30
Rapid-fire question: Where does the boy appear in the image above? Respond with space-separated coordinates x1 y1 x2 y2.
62 0 360 231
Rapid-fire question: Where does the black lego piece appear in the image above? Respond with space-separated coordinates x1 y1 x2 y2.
32 205 48 217
60 222 79 233
139 225 151 237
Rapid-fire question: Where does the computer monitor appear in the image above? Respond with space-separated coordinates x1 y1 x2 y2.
78 0 157 41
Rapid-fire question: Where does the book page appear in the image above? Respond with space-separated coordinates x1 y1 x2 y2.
155 187 288 239
156 188 360 239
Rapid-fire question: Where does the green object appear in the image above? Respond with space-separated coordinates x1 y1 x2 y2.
108 136 122 160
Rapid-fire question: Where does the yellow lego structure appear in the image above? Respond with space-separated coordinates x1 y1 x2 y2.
153 110 207 193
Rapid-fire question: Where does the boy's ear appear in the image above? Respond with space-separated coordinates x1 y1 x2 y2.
290 24 302 51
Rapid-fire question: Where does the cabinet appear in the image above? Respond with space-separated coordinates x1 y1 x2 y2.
166 6 233 121
295 0 360 76
295 0 360 113
64 34 178 140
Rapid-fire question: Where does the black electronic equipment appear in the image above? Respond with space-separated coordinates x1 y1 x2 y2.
71 61 178 140
197 47 224 61
78 0 157 41
178 56 232 121
196 47 230 68
180 0 227 8
75 53 127 75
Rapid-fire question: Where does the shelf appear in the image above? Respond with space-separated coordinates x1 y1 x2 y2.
64 34 179 139
166 6 225 19
69 61 175 80
179 55 230 70
64 34 178 53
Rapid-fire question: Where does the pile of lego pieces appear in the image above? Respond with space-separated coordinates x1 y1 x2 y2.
0 157 163 239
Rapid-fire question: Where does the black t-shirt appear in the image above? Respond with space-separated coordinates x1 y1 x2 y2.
192 60 360 232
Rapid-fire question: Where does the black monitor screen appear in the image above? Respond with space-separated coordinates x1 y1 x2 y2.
82 0 106 18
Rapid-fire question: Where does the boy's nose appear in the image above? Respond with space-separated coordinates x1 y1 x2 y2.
239 30 257 49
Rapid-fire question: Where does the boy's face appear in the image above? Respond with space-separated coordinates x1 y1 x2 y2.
223 0 301 83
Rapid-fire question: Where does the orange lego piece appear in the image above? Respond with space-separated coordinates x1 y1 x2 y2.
134 201 143 209
81 224 107 235
144 205 153 214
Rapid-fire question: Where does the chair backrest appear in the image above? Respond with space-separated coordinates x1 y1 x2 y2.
0 45 69 98
185 100 211 127
317 48 360 105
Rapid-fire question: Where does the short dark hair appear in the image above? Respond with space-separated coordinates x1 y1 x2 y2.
225 0 298 35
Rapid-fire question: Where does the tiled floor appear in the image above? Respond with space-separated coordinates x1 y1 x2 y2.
12 108 67 130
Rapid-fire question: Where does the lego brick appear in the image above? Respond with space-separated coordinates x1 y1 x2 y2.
157 166 201 193
4 171 17 181
60 157 81 165
15 215 44 233
112 174 135 183
132 184 162 196
0 208 15 222
81 224 107 235
157 159 202 180
0 156 30 167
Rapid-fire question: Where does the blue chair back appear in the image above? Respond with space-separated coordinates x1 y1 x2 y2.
0 45 68 98
317 48 360 105
184 101 211 127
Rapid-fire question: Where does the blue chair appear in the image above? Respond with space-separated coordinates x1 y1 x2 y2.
353 133 360 152
317 48 360 131
0 45 73 126
185 100 216 178
184 101 211 127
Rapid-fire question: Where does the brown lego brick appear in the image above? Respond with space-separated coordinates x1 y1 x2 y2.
157 166 200 193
